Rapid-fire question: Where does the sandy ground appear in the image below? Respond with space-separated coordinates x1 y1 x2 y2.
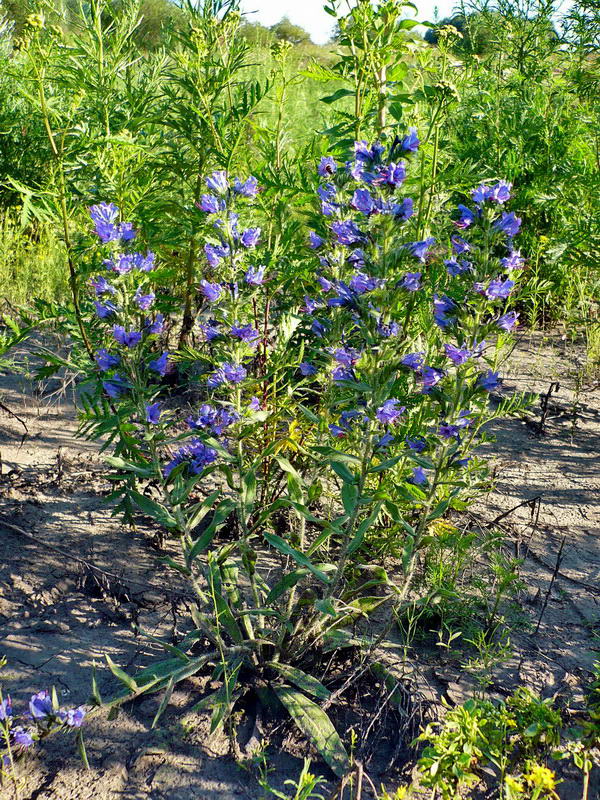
0 331 599 799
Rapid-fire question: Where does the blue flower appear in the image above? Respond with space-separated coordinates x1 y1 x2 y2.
406 437 426 452
240 228 261 248
205 243 230 267
145 402 161 425
133 252 156 272
422 366 445 390
312 319 327 337
245 264 266 285
12 727 34 749
103 374 128 398
401 352 424 370
472 180 512 205
331 220 365 246
389 197 414 221
223 363 247 383
231 324 259 346
199 321 220 341
29 691 53 720
134 287 155 311
433 294 456 328
494 211 521 237
0 697 12 721
112 325 142 348
349 272 382 294
317 276 333 292
59 706 86 728
248 397 261 411
495 310 519 331
318 183 337 203
332 347 360 366
332 365 354 382
90 276 116 296
377 319 400 338
451 235 471 255
318 156 337 177
206 170 228 194
406 237 435 262
445 257 471 277
164 439 218 477
119 222 136 242
372 161 406 188
477 370 501 391
95 349 120 372
351 188 377 216
500 250 524 270
146 313 164 335
199 280 222 302
454 204 476 229
299 362 317 376
149 352 170 376
233 176 259 197
309 231 324 250
401 127 420 153
438 422 460 439
444 343 472 365
198 194 223 214
411 466 427 484
376 399 405 425
400 272 422 292
484 277 514 300
94 301 118 319
90 202 120 243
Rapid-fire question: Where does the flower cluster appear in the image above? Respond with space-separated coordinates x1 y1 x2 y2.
1 689 85 767
299 133 524 487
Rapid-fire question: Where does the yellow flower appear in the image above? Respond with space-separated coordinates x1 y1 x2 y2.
524 763 557 792
505 775 524 793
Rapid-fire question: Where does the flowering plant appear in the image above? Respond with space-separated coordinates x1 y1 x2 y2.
76 131 532 775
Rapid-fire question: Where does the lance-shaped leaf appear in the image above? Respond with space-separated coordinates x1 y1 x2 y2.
264 532 331 585
274 685 350 777
267 662 330 700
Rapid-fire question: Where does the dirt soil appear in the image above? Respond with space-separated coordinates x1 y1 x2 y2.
0 330 599 799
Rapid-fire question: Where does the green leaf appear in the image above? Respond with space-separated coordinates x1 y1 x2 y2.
76 729 90 769
152 676 175 728
341 482 358 515
129 490 179 529
187 500 236 563
274 686 350 777
321 88 355 104
268 663 330 700
105 656 138 692
264 532 331 584
331 461 356 484
348 502 383 554
369 456 402 473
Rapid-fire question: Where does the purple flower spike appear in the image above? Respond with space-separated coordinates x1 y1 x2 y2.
248 396 261 411
145 402 161 425
392 197 414 221
164 439 218 478
444 343 472 365
406 437 426 452
329 423 347 438
331 220 364 246
95 349 120 372
411 466 427 485
240 228 261 248
29 691 53 720
484 277 514 300
318 156 337 177
373 161 406 188
206 170 228 194
134 287 155 311
60 707 86 728
406 237 435 262
376 399 405 425
12 727 34 749
421 366 445 390
205 243 230 267
496 310 519 331
245 264 266 286
401 352 424 370
0 697 12 721
401 127 420 153
299 362 317 377
223 363 247 383
119 222 136 242
90 202 120 243
400 272 422 292
94 301 118 319
478 370 502 392
149 352 170 376
454 204 476 229
233 176 259 197
199 280 222 303
198 194 223 214
309 231 324 250
439 422 460 439
112 325 142 348
494 211 521 237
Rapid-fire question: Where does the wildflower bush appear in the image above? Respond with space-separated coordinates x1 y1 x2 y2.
68 125 535 774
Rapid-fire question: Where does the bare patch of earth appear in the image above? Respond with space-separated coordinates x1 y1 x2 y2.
0 332 599 799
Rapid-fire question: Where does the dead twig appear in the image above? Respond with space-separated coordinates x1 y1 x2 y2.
535 536 566 633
